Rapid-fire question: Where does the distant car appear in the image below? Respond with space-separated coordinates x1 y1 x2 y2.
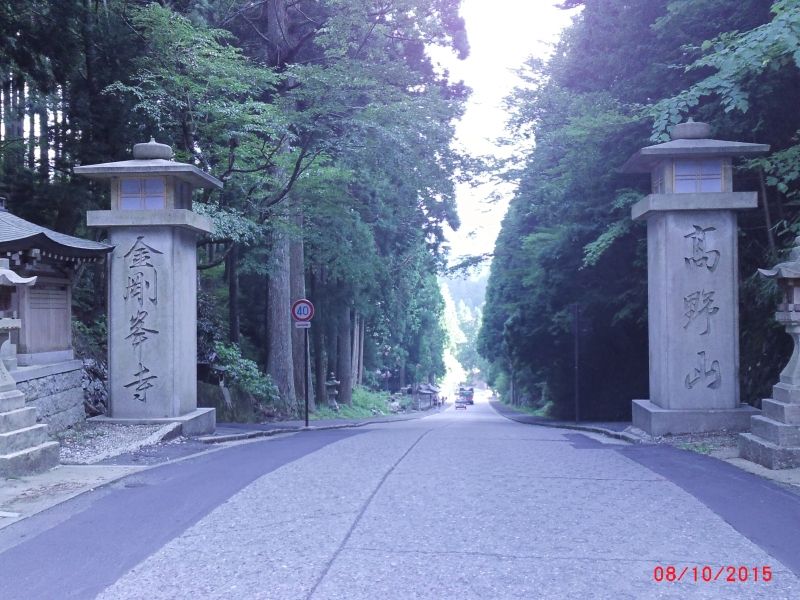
455 399 467 410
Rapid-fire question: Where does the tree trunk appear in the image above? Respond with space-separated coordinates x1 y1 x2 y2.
357 320 365 386
8 74 24 169
227 243 240 343
80 0 96 158
350 312 360 386
267 226 297 412
337 304 353 404
1 76 10 145
758 168 777 254
54 86 66 169
12 75 24 142
26 92 35 170
326 302 338 381
290 209 314 410
264 0 292 66
38 99 48 179
310 269 327 405
262 271 270 368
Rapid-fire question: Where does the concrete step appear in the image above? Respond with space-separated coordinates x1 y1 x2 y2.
762 399 800 425
0 407 37 434
0 424 48 455
750 415 800 447
739 432 800 470
0 389 25 413
0 441 59 477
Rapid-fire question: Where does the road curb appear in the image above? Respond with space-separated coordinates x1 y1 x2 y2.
197 411 438 444
489 400 641 444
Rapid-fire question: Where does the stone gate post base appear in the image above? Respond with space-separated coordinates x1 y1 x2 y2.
632 399 759 436
90 407 215 436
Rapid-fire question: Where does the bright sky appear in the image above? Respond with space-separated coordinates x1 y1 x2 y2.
429 0 578 270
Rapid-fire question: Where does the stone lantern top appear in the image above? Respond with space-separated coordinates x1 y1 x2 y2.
670 120 712 139
74 139 222 190
0 258 36 286
621 120 769 173
759 237 800 281
133 138 174 160
79 139 221 234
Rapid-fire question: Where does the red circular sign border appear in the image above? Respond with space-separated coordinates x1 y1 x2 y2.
291 299 315 322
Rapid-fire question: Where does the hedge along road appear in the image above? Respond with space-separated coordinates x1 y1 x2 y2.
2 394 800 599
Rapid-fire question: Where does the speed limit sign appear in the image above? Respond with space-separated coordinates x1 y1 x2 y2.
291 299 315 323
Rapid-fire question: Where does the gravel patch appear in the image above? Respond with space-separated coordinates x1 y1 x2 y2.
626 427 740 456
57 422 181 465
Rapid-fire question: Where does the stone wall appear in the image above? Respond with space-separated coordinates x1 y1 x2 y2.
12 360 84 433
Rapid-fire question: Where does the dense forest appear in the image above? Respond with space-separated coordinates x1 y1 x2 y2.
0 0 470 415
480 0 800 419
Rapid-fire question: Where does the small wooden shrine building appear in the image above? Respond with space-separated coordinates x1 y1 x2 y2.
0 203 112 366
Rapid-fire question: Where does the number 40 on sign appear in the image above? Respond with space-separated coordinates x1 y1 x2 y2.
291 299 314 328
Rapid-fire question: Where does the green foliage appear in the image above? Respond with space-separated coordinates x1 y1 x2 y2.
502 397 553 418
312 386 391 419
480 0 795 420
650 0 800 139
72 317 107 362
746 147 800 201
581 190 644 268
213 342 279 406
0 0 468 413
104 4 281 150
197 288 224 363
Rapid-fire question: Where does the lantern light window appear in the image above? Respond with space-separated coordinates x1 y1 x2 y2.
674 159 723 193
119 177 166 210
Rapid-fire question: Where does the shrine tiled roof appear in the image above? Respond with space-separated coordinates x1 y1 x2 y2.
0 208 113 258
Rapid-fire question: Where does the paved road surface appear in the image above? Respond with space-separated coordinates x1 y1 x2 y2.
2 394 800 599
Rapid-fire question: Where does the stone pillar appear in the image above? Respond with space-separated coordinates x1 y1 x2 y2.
104 225 208 427
623 121 768 435
78 140 222 435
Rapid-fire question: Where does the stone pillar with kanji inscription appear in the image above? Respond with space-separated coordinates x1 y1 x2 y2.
622 121 768 435
76 140 221 434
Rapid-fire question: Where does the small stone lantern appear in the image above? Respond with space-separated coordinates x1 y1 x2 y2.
740 238 800 468
0 260 59 477
325 372 340 410
623 121 769 435
0 258 36 370
74 140 222 434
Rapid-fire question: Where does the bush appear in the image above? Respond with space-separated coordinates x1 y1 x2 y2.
73 316 107 362
213 342 279 406
313 386 391 420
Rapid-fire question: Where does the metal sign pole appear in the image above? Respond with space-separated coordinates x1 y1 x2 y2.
291 298 314 428
305 328 310 428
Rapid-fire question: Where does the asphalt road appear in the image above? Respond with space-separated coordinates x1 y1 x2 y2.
2 394 800 599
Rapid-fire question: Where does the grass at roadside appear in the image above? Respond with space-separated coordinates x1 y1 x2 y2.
678 442 713 455
500 398 553 418
312 386 392 420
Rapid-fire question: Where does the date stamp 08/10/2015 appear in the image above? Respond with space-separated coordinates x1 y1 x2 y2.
653 565 773 584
